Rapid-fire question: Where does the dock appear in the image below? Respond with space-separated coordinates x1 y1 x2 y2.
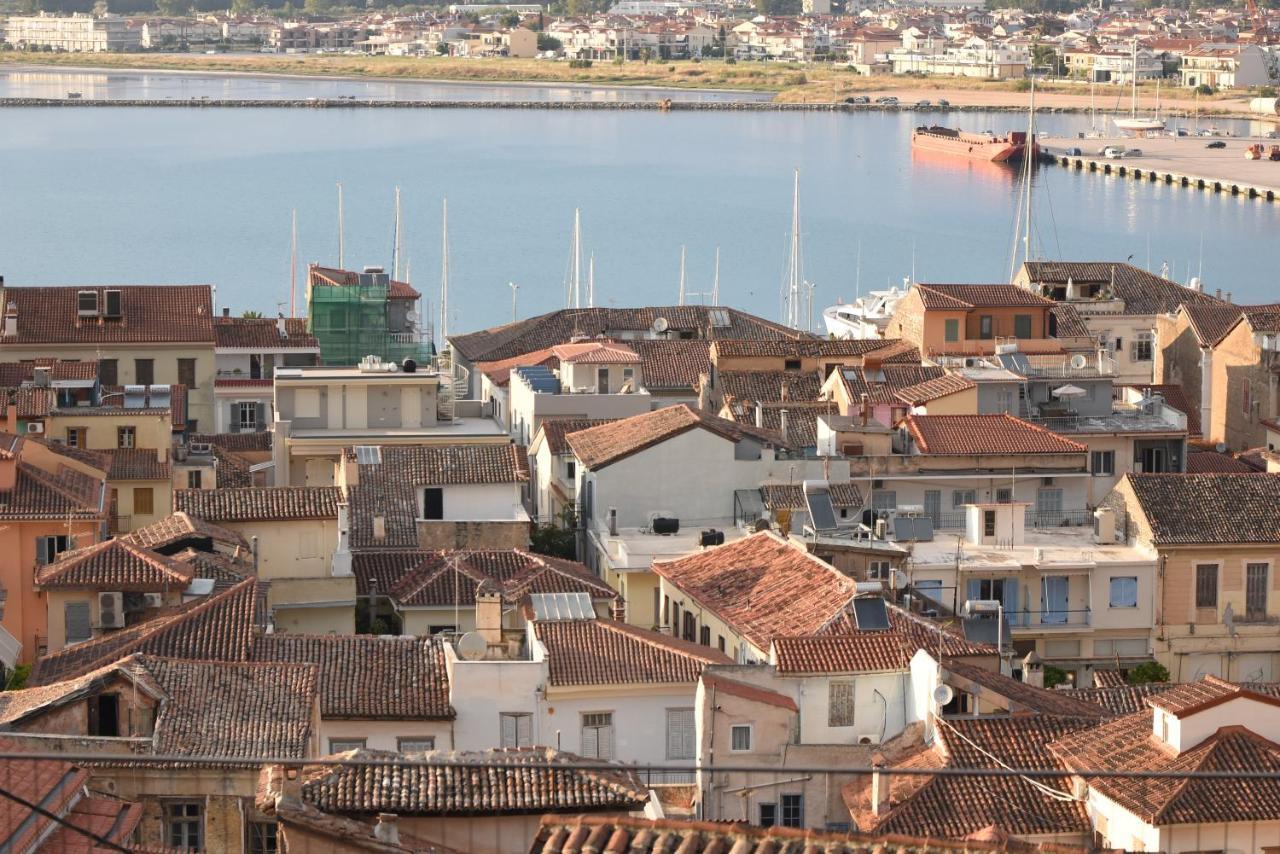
1045 134 1280 202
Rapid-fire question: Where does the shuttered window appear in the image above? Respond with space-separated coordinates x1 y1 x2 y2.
1195 564 1218 609
828 681 856 727
581 712 614 760
501 712 532 749
666 708 695 760
65 601 91 644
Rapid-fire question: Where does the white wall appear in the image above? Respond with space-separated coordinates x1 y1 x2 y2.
508 378 651 446
796 671 911 746
420 483 524 521
1171 696 1280 753
446 650 544 752
321 719 454 753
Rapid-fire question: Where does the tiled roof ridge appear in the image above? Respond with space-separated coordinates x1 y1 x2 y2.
16 460 103 513
35 538 195 588
586 617 729 666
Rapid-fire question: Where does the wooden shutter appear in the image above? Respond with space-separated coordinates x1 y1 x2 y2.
666 709 695 760
229 402 241 434
36 537 50 567
828 681 856 727
581 721 598 758
65 601 91 644
255 402 267 431
501 714 517 748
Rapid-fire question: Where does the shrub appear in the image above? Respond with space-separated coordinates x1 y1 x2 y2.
1043 665 1070 688
1127 661 1170 685
1258 85 1277 98
568 58 592 68
1197 83 1214 96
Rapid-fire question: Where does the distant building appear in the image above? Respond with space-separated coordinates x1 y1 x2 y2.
3 12 139 51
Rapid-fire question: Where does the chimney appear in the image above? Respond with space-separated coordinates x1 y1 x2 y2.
277 315 288 338
0 455 15 493
608 507 618 536
3 303 16 338
372 514 387 543
610 598 626 621
1225 291 1232 304
1022 651 1044 688
222 306 230 318
754 402 763 429
780 382 788 402
374 814 400 846
779 408 789 443
332 501 352 576
871 762 891 816
860 393 869 426
156 445 167 465
1215 288 1222 300
476 582 503 646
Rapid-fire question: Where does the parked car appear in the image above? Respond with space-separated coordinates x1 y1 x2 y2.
936 99 950 107
1103 146 1127 159
846 95 870 104
915 99 931 107
1126 148 1143 157
1206 140 1227 149
1064 146 1083 156
875 96 899 105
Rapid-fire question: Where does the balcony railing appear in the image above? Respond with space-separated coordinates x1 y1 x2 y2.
931 508 1092 531
1009 608 1092 629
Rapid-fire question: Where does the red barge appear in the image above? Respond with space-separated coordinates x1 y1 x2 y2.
910 126 1038 163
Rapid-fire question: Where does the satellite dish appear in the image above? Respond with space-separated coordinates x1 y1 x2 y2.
652 317 670 334
1069 353 1088 370
932 684 955 706
457 631 487 661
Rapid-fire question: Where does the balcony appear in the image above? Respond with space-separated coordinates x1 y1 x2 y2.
1009 608 1092 630
932 508 1092 531
1030 402 1186 435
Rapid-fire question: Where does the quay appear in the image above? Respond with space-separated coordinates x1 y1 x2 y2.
1044 134 1280 203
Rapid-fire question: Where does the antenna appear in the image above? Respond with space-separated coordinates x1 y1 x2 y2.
509 281 519 323
392 186 403 282
289 208 298 319
678 245 687 306
855 238 862 302
336 182 345 269
439 198 450 346
712 246 721 306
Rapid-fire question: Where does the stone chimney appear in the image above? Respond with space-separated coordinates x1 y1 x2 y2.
374 814 400 846
860 393 870 427
476 581 503 646
1022 650 1044 688
871 762 891 816
332 502 352 576
779 408 789 444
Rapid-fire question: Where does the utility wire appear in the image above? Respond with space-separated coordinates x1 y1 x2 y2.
0 781 131 853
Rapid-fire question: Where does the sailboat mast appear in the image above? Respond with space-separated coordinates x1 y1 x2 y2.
1023 73 1036 270
1131 40 1138 119
570 209 582 309
712 247 721 305
678 246 687 306
440 198 450 346
290 208 298 318
337 182 345 269
393 186 403 281
786 169 802 330
588 254 595 309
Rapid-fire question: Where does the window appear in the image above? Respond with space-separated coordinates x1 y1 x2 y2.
422 487 444 520
1195 564 1218 609
1247 563 1269 621
1132 331 1154 362
1141 446 1169 474
759 803 777 827
135 359 155 386
1109 576 1138 608
1244 379 1254 416
89 693 119 737
247 821 278 854
99 359 118 386
37 535 71 566
65 601 91 644
328 738 366 753
979 315 994 339
730 725 752 752
1036 488 1063 518
996 487 1013 504
117 426 135 449
682 610 696 642
167 802 203 851
783 359 802 371
871 491 897 512
944 318 960 342
828 681 856 727
133 487 154 516
187 470 202 490
397 737 436 753
427 624 457 636
1014 314 1032 339
995 389 1014 413
666 708 695 760
565 459 576 480
297 529 320 559
699 625 711 646
780 794 804 828
717 635 726 652
65 427 86 448
952 489 976 508
1041 575 1068 624
77 290 99 315
501 712 532 748
237 402 258 431
983 510 997 537
581 712 614 760
178 358 197 389
869 560 891 581
1092 450 1115 476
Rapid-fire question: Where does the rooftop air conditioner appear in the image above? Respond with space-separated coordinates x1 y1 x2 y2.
26 422 43 434
98 592 125 629
143 592 164 608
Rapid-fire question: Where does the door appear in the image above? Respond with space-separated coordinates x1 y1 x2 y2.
1041 576 1069 625
597 367 609 394
924 490 942 527
422 487 444 521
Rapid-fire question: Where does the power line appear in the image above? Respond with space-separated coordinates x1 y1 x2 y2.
0 781 131 853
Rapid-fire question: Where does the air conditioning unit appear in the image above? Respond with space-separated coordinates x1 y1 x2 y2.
142 592 164 609
98 592 125 629
26 422 43 434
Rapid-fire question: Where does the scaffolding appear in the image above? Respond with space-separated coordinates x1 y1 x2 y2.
306 268 434 368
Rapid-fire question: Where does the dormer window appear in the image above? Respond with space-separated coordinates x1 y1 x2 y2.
77 290 99 317
104 289 122 318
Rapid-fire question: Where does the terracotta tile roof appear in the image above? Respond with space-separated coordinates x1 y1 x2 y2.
44 793 142 853
652 531 858 652
476 347 559 388
347 482 419 550
717 370 822 405
1143 674 1280 717
386 550 616 609
0 285 216 344
1123 473 1280 545
139 655 318 759
96 448 171 481
534 619 730 687
877 716 1095 838
759 481 863 511
175 486 342 522
550 341 640 364
1049 705 1280 825
700 672 798 712
863 341 926 365
773 634 910 674
1186 450 1257 473
726 402 830 448
1049 304 1092 340
308 264 420 300
894 373 976 405
906 414 1087 455
942 660 1108 718
1124 383 1201 436
299 747 649 816
190 431 272 453
35 539 194 591
915 284 1054 311
368 444 529 486
170 548 253 588
29 578 263 686
0 462 104 521
253 634 453 721
1183 303 1246 347
0 359 99 385
1088 668 1129 688
1022 262 1225 316
529 816 1072 854
534 419 617 456
628 340 711 391
124 511 249 554
711 339 891 359
10 386 51 418
1064 683 1172 716
449 307 800 363
214 316 319 350
567 404 786 470
214 377 274 389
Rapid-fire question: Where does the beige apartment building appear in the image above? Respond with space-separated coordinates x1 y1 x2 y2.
4 12 139 51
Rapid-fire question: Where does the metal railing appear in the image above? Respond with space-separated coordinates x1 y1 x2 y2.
930 508 1092 530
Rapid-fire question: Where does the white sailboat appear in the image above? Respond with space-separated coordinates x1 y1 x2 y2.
1114 41 1165 134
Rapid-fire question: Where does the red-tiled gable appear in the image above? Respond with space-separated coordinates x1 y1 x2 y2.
99 448 171 481
894 373 975 405
1122 473 1280 545
299 747 649 816
1143 674 1280 717
0 285 215 344
10 387 51 418
0 462 103 520
214 316 319 350
534 418 617 456
701 672 798 712
905 414 1087 455
1022 261 1225 316
389 550 616 609
717 370 822 405
309 264 420 300
876 716 1095 838
727 402 828 448
711 339 889 359
372 443 529 485
449 307 800 363
773 634 910 674
628 340 711 392
1186 450 1257 473
942 659 1108 718
0 359 98 385
566 404 785 470
1049 304 1091 340
476 347 559 388
252 634 453 721
125 511 249 554
1125 383 1201 436
1183 303 1245 347
652 531 858 652
29 577 262 686
863 340 925 365
35 539 193 591
759 481 863 511
1049 706 1280 825
175 486 342 522
550 341 639 364
534 619 729 687
915 284 1054 311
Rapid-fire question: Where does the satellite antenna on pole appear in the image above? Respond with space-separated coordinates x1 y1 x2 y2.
932 684 955 706
653 317 670 335
456 632 487 661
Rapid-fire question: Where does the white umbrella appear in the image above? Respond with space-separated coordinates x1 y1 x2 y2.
1052 384 1087 398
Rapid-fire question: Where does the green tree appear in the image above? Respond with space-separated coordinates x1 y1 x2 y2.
1127 661 1170 685
1043 665 1069 688
500 11 520 26
303 0 333 17
154 0 189 16
242 310 264 318
230 0 254 16
536 33 561 51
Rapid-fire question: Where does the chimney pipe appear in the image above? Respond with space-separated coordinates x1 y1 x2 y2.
754 402 763 429
860 393 869 427
779 408 789 443
222 306 230 318
2 303 16 338
871 762 890 816
1225 291 1232 304
780 382 788 402
608 507 618 536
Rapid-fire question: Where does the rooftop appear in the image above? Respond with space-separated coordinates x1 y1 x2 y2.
908 523 1147 570
566 403 785 470
175 486 343 523
915 283 1056 311
0 284 216 345
533 618 730 687
905 414 1087 456
1123 473 1280 545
